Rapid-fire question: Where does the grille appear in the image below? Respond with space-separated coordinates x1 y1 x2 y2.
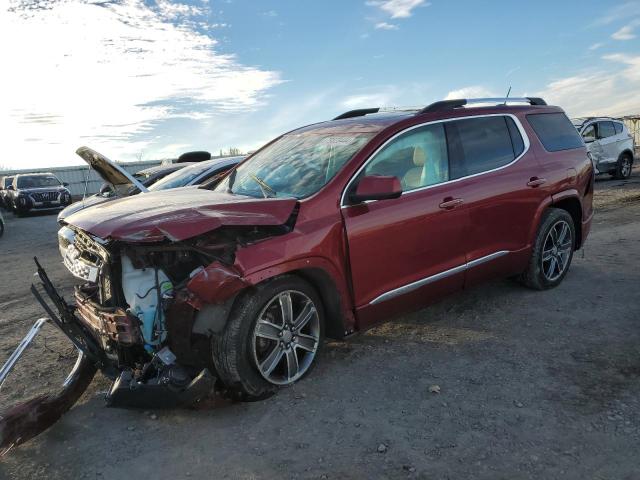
31 191 59 202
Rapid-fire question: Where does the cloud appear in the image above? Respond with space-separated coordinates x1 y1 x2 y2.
0 0 280 168
588 42 604 50
538 54 640 116
612 24 637 40
366 0 429 19
375 22 398 30
505 66 521 77
592 1 640 25
444 86 496 100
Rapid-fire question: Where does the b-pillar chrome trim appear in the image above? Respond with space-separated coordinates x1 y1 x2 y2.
369 250 509 305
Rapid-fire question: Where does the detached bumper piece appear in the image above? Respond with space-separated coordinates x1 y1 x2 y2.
0 342 96 454
108 368 214 409
107 346 215 409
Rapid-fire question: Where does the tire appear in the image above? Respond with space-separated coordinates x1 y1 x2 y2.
0 219 4 238
613 154 633 180
211 275 325 399
519 208 575 290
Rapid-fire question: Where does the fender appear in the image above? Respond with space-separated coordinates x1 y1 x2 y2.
620 149 635 163
526 194 554 249
526 189 584 246
551 188 581 205
241 256 356 335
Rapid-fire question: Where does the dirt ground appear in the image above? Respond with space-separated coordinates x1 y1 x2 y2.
1 168 639 479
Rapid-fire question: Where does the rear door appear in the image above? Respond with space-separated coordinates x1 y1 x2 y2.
342 123 468 328
443 114 545 285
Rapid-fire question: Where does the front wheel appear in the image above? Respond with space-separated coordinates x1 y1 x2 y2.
211 275 324 399
519 208 575 290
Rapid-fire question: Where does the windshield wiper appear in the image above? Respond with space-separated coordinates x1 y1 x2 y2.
248 173 276 198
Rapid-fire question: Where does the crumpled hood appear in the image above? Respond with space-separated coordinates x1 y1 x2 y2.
65 187 298 243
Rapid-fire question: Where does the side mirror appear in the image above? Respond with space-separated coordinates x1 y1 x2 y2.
62 182 69 187
99 183 113 196
349 175 402 204
6 185 14 191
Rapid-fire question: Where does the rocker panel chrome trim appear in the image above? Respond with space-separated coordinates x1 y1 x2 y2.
369 250 509 305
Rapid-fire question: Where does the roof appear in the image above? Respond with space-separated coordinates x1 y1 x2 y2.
294 97 556 136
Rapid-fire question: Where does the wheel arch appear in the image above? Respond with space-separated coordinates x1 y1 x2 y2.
241 257 355 340
550 192 583 249
620 149 634 164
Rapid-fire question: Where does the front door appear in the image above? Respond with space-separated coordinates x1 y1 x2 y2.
582 124 604 172
341 122 468 328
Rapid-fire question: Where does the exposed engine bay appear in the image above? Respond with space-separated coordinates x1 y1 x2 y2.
53 221 291 406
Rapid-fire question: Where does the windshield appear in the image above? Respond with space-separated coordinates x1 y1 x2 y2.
149 162 214 191
3 177 12 188
214 132 373 199
17 175 60 189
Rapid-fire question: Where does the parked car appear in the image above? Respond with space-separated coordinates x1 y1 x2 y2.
5 173 72 216
57 151 196 224
131 163 191 187
44 97 592 405
572 117 635 179
0 176 14 209
147 156 244 192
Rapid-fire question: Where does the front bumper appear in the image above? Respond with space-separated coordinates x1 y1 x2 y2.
15 192 72 213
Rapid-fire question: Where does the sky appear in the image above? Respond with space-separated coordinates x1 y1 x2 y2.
1 0 640 169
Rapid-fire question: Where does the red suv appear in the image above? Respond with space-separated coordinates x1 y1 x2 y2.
45 97 593 402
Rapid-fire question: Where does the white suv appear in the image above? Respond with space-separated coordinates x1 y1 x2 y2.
573 117 635 179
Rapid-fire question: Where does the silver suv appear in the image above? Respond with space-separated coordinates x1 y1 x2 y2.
573 117 635 179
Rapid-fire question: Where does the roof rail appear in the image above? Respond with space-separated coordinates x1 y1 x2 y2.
418 97 547 114
333 108 380 120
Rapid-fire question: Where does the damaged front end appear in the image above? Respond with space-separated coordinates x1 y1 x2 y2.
52 209 294 403
0 190 298 450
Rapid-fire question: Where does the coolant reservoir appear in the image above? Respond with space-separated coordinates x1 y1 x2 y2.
121 255 173 348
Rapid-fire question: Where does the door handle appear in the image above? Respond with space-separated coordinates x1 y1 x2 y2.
439 197 463 209
527 177 547 188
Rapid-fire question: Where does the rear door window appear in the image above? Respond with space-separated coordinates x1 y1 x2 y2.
445 116 518 179
526 113 583 152
614 122 624 135
598 121 615 139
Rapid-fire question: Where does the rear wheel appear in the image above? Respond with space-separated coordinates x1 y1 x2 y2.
520 208 575 290
613 154 633 180
211 275 324 399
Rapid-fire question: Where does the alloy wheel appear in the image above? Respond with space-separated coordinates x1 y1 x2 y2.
621 157 632 178
541 220 572 281
252 290 320 385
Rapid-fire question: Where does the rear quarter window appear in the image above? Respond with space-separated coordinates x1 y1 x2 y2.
527 113 584 152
